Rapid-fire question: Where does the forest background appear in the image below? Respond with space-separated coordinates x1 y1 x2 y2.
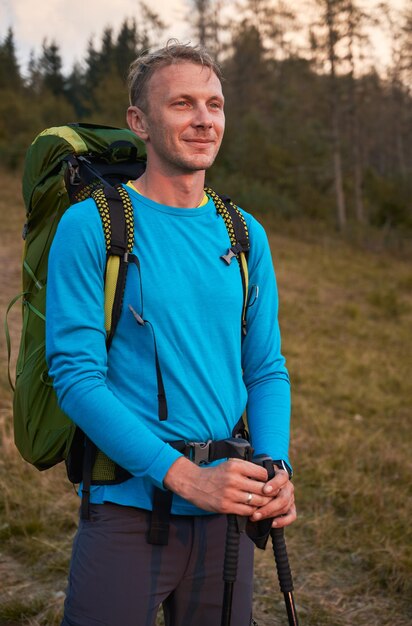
1 0 412 234
0 0 411 625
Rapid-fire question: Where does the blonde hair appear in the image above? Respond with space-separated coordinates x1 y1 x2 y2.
128 40 223 111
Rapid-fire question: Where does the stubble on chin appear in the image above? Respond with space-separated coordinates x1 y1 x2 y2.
171 149 219 173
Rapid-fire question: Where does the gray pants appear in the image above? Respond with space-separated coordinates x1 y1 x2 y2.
61 503 254 626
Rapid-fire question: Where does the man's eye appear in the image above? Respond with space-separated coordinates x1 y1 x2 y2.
210 102 223 110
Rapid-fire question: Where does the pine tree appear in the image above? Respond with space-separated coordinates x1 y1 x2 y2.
115 19 141 81
66 62 89 117
0 28 21 90
38 40 66 97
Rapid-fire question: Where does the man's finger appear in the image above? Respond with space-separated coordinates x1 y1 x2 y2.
272 504 297 528
263 469 290 494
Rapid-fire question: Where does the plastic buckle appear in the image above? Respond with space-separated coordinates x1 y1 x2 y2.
189 440 212 465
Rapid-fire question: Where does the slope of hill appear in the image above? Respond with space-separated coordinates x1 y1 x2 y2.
1 169 411 625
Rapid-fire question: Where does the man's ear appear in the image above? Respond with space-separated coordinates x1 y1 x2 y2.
127 106 149 141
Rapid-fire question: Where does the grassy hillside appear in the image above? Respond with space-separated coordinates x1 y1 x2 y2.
0 169 411 625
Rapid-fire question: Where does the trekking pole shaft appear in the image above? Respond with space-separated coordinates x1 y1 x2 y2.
284 591 299 626
271 527 299 626
221 514 241 626
221 585 234 626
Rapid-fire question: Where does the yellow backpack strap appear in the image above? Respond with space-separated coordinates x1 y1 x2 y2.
204 187 250 336
79 184 136 510
92 184 135 348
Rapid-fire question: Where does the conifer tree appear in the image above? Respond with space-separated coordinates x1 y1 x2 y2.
115 19 140 80
39 40 66 97
0 28 21 90
66 62 89 117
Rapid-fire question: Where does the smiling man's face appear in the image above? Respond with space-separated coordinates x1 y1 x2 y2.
135 61 225 175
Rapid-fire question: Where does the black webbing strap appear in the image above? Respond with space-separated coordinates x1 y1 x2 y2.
80 436 96 520
128 309 168 423
147 440 187 545
148 489 174 545
154 338 168 421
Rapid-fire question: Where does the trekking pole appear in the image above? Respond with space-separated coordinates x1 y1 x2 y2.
220 438 253 626
271 527 299 626
252 454 299 626
221 513 243 626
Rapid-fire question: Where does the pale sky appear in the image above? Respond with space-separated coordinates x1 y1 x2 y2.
1 0 190 73
0 0 407 75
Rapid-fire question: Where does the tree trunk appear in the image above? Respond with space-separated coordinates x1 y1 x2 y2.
326 0 346 229
333 132 347 230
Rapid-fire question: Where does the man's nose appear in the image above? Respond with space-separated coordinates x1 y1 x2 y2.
193 104 213 128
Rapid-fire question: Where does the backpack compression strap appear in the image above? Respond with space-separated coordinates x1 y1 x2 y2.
204 187 250 335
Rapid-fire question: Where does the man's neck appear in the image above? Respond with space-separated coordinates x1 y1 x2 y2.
132 166 206 209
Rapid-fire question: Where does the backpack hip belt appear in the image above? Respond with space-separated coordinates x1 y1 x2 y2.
169 436 250 466
147 417 251 546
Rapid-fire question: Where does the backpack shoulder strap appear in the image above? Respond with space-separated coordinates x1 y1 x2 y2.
204 187 250 336
91 184 136 349
81 184 136 518
92 183 168 424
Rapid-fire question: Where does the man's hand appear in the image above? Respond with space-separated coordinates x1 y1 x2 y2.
163 457 296 527
164 456 275 516
250 468 296 528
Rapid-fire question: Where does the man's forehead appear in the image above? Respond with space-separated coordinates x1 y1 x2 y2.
148 61 223 97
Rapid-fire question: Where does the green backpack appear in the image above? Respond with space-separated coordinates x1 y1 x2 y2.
6 122 250 485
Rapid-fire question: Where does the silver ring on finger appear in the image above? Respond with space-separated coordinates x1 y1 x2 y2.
246 492 253 504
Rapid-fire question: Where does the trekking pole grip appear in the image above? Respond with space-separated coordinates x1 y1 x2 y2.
223 514 241 583
220 514 241 626
271 527 294 593
271 521 299 626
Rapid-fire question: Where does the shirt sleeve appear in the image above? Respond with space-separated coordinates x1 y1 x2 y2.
241 215 292 467
45 200 181 488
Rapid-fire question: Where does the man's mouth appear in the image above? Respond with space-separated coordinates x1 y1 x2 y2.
184 138 215 145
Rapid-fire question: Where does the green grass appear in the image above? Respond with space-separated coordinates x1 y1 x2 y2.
1 168 411 625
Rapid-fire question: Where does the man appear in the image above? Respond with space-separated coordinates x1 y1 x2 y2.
46 41 296 626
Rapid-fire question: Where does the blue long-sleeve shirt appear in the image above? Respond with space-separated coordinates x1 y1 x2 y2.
46 186 291 514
